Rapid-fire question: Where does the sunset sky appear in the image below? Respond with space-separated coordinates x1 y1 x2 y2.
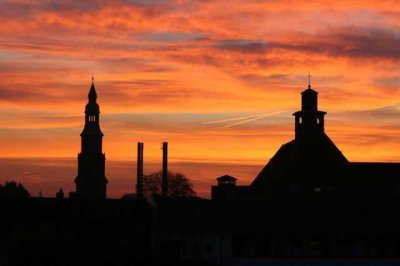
0 0 400 198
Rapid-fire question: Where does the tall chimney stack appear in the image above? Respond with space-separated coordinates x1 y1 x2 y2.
136 142 144 198
162 142 168 198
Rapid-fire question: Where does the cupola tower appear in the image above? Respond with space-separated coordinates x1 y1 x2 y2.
293 84 327 141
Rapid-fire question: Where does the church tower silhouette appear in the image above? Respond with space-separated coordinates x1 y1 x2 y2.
75 80 108 199
251 82 348 196
293 85 327 141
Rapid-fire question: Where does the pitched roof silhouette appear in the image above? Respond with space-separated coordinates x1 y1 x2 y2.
251 132 348 194
302 86 318 95
249 85 400 197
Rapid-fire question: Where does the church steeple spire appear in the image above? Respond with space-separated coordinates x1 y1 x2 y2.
75 79 108 199
88 82 97 102
82 80 102 140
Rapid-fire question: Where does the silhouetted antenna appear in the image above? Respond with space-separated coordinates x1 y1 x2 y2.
308 72 311 88
92 73 94 83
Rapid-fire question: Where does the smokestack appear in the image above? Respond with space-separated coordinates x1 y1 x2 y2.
136 142 144 198
162 142 168 198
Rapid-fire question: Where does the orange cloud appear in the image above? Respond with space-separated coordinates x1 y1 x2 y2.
0 0 399 197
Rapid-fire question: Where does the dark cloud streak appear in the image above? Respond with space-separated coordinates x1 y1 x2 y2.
214 28 400 60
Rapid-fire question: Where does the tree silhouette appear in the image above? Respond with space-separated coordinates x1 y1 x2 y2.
144 170 197 198
0 181 30 198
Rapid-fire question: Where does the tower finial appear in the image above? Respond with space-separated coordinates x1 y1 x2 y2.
92 73 94 83
308 72 311 88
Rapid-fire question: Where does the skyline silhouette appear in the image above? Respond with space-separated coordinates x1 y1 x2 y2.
2 2 400 265
1 78 400 198
5 80 396 200
0 0 400 198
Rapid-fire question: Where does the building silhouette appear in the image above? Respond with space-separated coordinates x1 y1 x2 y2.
212 175 250 200
251 84 349 196
74 80 108 199
213 83 400 200
3 81 400 265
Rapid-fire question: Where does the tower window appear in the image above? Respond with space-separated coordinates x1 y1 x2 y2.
299 117 303 124
317 118 320 124
88 115 96 122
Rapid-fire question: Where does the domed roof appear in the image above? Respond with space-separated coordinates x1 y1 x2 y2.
217 175 237 181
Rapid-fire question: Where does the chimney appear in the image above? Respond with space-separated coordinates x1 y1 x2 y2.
136 142 144 198
162 142 168 198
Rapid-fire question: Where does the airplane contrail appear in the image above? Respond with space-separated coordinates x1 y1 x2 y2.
204 114 265 125
224 111 285 128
